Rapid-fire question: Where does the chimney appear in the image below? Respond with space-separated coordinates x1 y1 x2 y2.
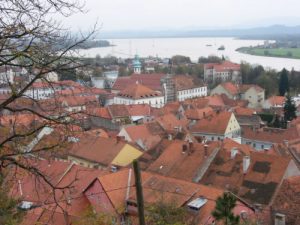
204 144 208 157
287 120 291 128
283 140 289 147
182 144 188 154
18 180 23 196
274 213 286 225
243 156 250 174
116 136 121 143
231 148 238 159
188 142 193 151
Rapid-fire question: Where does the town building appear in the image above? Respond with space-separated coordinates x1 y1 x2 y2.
200 150 300 208
263 96 286 109
204 61 241 83
211 82 265 108
132 54 142 74
114 82 165 108
68 136 143 169
190 111 241 141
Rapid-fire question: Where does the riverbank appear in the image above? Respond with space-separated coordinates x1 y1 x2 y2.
236 47 300 59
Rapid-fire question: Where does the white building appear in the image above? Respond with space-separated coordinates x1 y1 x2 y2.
0 66 27 84
114 82 164 108
204 61 241 83
174 75 207 102
190 112 241 141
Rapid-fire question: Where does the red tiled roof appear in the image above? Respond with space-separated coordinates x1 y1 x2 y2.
185 107 214 120
173 74 200 91
112 74 166 92
240 84 264 93
147 140 219 181
272 176 300 225
118 83 161 99
190 111 233 135
155 113 189 132
266 96 285 106
205 61 240 72
242 127 300 143
69 136 131 166
220 82 239 95
126 104 151 116
201 150 291 205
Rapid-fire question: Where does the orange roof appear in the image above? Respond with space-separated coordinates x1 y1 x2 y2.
201 150 291 205
155 113 189 132
113 73 165 92
266 96 285 106
118 83 161 99
89 107 112 119
220 82 239 95
91 168 224 223
173 74 202 91
0 113 41 127
222 138 254 156
190 111 233 135
272 176 300 225
185 107 214 120
242 127 300 143
126 104 151 116
240 84 264 93
233 106 256 116
147 140 219 181
205 95 226 107
205 61 240 72
69 136 136 166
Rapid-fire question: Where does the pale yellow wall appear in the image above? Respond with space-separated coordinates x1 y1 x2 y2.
111 144 143 167
225 113 241 136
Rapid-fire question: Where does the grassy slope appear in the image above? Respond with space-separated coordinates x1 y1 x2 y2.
237 47 300 59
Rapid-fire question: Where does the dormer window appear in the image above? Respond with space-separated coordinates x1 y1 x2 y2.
187 197 207 211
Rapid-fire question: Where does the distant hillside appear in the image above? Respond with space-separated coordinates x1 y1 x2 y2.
99 25 300 40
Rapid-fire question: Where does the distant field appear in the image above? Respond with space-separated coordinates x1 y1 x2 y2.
237 47 300 59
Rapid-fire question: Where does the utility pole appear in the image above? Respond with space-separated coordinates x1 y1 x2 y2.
133 160 145 225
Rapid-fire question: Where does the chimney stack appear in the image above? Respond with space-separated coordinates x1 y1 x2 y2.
116 136 121 143
243 156 250 174
204 144 208 157
182 144 188 154
231 148 238 159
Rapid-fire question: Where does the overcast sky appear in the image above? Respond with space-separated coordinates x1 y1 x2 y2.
63 0 300 31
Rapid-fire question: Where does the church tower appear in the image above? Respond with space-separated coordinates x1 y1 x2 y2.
132 54 142 74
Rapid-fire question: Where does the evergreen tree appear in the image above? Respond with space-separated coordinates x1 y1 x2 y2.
212 192 240 225
279 68 289 96
284 95 297 122
0 175 23 225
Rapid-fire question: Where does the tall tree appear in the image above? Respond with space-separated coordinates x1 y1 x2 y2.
212 192 240 225
0 0 96 223
284 95 297 122
279 68 289 96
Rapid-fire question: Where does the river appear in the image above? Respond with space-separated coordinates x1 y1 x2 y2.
77 37 300 71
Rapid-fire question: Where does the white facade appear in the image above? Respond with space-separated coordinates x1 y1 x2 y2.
114 95 164 108
24 87 55 100
242 87 265 108
204 67 240 83
177 86 207 102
